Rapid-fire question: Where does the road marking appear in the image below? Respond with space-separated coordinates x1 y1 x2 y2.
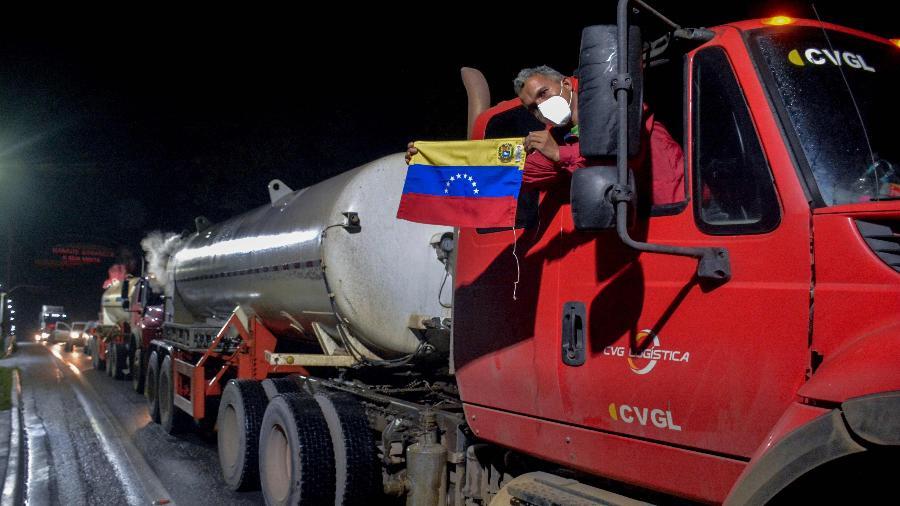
1 370 23 504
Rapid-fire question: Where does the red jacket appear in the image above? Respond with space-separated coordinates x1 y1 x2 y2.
522 110 685 206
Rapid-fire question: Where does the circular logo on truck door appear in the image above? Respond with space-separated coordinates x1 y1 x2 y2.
627 330 661 375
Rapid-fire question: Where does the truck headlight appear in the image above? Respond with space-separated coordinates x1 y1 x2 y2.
70 331 79 338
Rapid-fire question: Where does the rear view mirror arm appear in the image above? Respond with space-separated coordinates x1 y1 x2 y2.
614 0 731 283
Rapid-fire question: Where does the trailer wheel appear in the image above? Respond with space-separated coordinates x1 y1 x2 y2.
261 376 301 400
91 339 104 370
259 392 335 506
105 343 114 377
131 339 145 394
146 350 161 423
218 380 268 491
158 354 191 434
111 342 127 380
314 392 380 506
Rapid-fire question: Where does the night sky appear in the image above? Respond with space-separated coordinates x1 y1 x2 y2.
0 3 893 330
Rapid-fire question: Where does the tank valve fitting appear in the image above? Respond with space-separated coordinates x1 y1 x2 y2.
342 211 361 233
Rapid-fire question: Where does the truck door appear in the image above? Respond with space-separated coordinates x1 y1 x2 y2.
552 39 812 459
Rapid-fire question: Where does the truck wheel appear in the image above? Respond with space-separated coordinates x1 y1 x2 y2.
91 340 105 370
105 343 114 377
218 380 268 491
259 392 336 506
118 342 130 380
111 343 126 380
159 354 191 434
314 392 380 506
146 351 161 423
261 376 301 400
131 341 145 394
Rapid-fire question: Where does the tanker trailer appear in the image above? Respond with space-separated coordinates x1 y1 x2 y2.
144 152 456 499
92 275 138 378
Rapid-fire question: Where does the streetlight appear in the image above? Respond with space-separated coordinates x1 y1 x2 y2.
1 284 43 337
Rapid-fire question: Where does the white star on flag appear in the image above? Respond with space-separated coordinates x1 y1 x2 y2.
474 188 479 194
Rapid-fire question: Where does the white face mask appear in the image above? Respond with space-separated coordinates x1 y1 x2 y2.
537 81 572 126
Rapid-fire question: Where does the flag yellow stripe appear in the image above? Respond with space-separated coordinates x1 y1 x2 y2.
412 138 526 168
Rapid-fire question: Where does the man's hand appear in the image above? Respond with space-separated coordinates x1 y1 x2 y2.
524 131 560 162
405 141 418 165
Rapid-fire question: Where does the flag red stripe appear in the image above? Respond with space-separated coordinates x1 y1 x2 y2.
397 193 516 228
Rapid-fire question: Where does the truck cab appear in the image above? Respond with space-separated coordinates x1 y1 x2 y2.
455 15 899 504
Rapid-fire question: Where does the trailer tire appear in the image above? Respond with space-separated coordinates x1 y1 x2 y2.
314 392 380 506
111 342 127 380
261 376 302 400
91 339 104 370
105 343 114 377
131 340 145 394
218 380 268 491
259 392 335 506
159 354 190 434
146 351 161 423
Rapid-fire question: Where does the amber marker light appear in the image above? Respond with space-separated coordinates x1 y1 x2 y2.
890 38 900 48
762 16 795 26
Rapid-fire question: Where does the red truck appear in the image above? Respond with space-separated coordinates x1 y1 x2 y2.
92 269 163 394
141 3 899 504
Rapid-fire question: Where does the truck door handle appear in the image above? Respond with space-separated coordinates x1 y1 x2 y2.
561 302 586 366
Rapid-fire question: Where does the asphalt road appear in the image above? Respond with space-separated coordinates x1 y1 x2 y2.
2 341 264 505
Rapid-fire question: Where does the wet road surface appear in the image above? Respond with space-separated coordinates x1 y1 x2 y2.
1 342 264 505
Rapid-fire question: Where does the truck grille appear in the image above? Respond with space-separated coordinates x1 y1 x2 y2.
856 219 900 273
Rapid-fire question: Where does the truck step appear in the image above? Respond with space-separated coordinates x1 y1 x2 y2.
501 472 651 506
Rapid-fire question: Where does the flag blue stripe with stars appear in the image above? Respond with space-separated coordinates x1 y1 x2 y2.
402 164 522 198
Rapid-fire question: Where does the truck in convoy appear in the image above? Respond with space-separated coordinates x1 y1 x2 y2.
138 3 899 504
92 269 163 393
38 305 67 342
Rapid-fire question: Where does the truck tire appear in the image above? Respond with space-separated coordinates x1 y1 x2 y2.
105 343 114 377
218 380 268 491
91 340 105 370
158 354 191 434
259 392 336 506
261 376 302 400
131 340 145 394
314 392 380 506
146 351 161 423
111 342 127 380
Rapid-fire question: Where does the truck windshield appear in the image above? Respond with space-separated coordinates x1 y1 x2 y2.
749 27 900 206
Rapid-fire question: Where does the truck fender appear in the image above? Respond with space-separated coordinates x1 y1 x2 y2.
724 409 865 506
842 391 900 446
799 323 900 403
726 390 900 506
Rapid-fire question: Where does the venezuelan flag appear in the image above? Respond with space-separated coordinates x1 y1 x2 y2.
397 138 526 227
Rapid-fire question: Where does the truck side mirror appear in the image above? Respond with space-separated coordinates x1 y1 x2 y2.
577 24 643 158
571 166 618 230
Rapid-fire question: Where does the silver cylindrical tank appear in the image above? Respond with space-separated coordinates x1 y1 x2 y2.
168 153 452 357
101 278 138 326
